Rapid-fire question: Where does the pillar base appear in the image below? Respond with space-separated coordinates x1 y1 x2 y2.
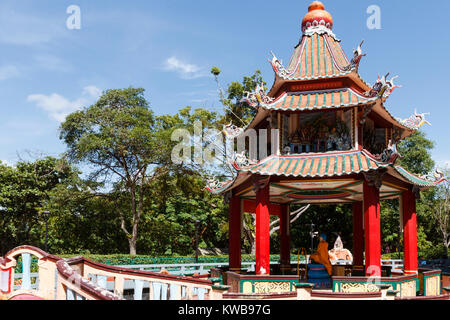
403 270 418 275
280 264 292 274
229 268 242 274
352 265 365 276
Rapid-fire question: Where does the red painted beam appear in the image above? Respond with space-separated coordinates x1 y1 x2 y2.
363 181 381 277
403 191 418 275
255 184 271 275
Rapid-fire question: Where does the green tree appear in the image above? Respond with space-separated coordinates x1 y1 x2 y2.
212 67 266 126
381 131 439 257
143 107 228 255
397 131 435 175
0 157 72 254
47 171 129 254
430 172 449 257
60 88 170 255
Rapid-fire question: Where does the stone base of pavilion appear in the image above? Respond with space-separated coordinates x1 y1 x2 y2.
211 264 445 299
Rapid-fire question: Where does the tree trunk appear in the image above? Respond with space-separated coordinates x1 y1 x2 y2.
444 238 449 258
129 237 137 255
129 183 139 255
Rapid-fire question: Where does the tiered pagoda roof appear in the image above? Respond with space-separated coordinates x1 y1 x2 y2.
208 149 444 197
253 88 377 112
233 150 391 178
207 1 443 198
278 30 351 81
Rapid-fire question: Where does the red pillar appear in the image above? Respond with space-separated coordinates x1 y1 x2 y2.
256 183 271 275
280 204 291 271
229 195 242 273
402 190 418 275
363 181 381 277
352 202 364 273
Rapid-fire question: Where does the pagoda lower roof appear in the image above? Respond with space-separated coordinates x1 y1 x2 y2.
391 165 446 188
235 149 388 178
259 88 376 111
206 150 444 195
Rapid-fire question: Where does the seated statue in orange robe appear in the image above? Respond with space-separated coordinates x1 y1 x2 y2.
309 234 332 276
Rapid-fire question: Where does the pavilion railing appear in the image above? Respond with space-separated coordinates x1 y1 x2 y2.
2 246 449 301
64 256 217 300
0 246 220 301
9 258 406 290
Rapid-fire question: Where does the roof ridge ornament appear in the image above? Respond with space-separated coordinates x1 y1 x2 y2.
364 73 402 98
241 83 274 108
206 178 227 192
342 40 366 72
374 140 401 164
223 122 244 139
420 169 447 184
231 151 258 170
395 165 447 189
397 109 432 130
269 51 289 77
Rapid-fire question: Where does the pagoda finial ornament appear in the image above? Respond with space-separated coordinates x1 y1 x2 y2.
302 1 333 32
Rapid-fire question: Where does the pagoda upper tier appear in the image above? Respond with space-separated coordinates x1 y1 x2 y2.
205 1 442 197
243 1 422 141
267 1 370 96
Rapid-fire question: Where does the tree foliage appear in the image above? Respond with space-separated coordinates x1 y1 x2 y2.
59 88 173 254
0 157 73 254
212 68 266 126
397 131 435 175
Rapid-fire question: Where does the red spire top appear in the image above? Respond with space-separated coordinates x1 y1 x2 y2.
302 1 333 32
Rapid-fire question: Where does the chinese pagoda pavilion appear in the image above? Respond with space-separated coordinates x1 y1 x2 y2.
207 1 444 281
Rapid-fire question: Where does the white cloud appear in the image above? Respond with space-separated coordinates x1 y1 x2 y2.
82 85 102 98
0 65 20 80
163 56 208 79
28 86 102 122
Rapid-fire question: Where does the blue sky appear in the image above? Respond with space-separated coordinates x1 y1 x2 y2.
0 0 449 168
